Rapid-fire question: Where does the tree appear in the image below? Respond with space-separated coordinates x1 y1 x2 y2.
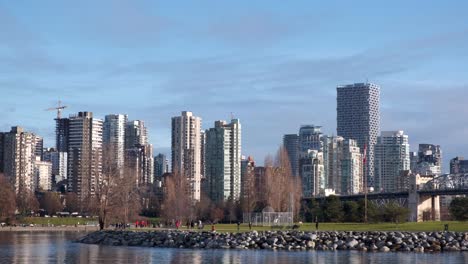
64 192 80 213
364 200 380 223
111 168 141 225
16 189 39 216
260 147 302 219
89 145 119 230
343 201 360 222
449 197 468 220
299 199 320 222
0 174 16 221
40 192 63 215
140 183 162 217
161 172 192 222
321 195 343 222
210 206 224 223
381 202 410 223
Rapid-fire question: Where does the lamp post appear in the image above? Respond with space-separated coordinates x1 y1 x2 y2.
363 144 368 223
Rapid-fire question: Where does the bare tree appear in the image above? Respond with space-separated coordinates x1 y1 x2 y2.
0 174 16 221
64 192 80 213
111 167 141 225
16 189 39 216
261 146 302 219
240 162 258 214
39 192 63 215
161 172 191 222
90 145 119 230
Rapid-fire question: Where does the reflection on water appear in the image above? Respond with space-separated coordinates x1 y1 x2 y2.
0 232 467 264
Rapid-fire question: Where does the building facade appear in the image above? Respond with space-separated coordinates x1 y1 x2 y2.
125 120 148 150
126 144 154 185
323 136 344 193
55 118 69 182
35 156 52 191
240 155 255 202
374 131 410 193
337 83 380 188
450 156 468 174
103 114 127 174
34 135 44 159
171 111 202 201
67 112 103 201
283 134 299 177
154 153 169 180
298 125 323 154
3 127 37 193
413 144 442 176
299 149 325 197
204 119 242 202
341 139 363 194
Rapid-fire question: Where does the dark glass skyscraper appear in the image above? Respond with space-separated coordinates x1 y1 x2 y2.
283 134 299 177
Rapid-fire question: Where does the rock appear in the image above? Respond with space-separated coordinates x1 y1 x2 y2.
414 246 424 253
306 241 315 249
75 229 468 254
379 246 390 252
346 239 358 248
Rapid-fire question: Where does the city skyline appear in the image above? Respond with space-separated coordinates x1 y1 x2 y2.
1 1 468 170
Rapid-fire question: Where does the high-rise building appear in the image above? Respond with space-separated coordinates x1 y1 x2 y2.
43 148 63 185
337 83 380 188
409 151 418 172
125 120 148 150
374 131 410 193
204 119 242 202
35 156 52 191
299 125 323 154
240 155 255 201
323 136 344 192
154 153 169 180
341 139 363 194
298 125 324 196
34 135 44 159
200 130 206 180
126 144 154 185
55 118 69 181
0 132 5 173
283 134 299 177
450 157 468 174
103 114 127 173
299 149 325 197
124 119 153 185
413 144 442 176
171 111 202 201
3 127 37 193
67 112 103 201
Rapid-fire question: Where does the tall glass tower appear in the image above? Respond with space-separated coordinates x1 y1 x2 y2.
337 83 380 188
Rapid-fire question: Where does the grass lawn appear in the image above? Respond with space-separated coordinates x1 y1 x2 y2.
132 221 468 233
20 217 98 226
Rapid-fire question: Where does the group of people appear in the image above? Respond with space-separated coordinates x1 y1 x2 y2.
135 220 150 228
173 219 204 230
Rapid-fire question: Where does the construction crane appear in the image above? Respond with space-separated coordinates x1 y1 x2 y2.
45 100 68 119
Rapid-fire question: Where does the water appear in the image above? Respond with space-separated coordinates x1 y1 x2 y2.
0 232 467 264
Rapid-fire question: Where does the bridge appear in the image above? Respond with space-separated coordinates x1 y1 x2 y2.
311 173 468 222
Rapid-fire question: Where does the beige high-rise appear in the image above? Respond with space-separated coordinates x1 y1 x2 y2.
171 111 202 201
3 127 37 193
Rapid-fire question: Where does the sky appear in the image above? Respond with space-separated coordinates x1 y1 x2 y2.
0 0 467 171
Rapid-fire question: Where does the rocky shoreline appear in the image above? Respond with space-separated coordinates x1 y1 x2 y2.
77 230 468 253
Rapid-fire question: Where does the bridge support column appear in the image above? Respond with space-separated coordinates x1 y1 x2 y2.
409 174 441 222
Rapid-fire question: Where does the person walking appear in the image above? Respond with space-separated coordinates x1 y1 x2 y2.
315 217 319 231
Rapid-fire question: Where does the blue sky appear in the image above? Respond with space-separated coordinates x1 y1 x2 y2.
1 0 467 170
